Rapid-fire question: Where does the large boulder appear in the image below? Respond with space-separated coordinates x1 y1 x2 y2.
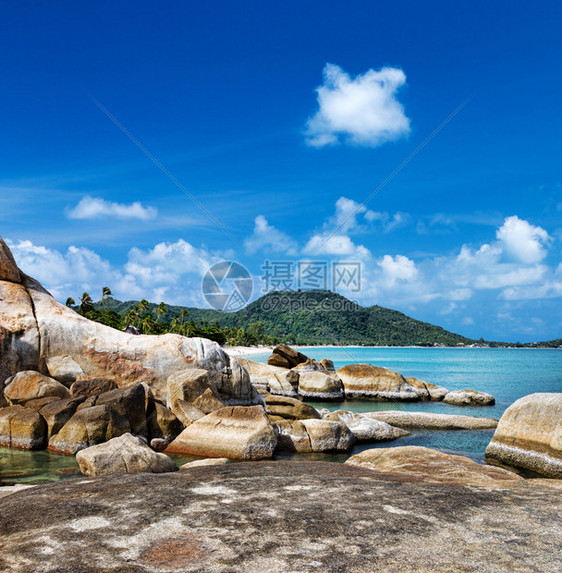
443 389 495 406
324 410 410 441
267 344 308 369
70 378 118 398
405 377 449 401
147 400 183 442
3 371 70 405
165 406 277 460
363 411 499 430
0 239 41 385
297 371 344 400
167 369 225 414
1 463 561 572
77 384 147 436
299 419 355 452
272 419 313 452
170 399 205 427
48 404 130 454
236 358 298 398
337 364 419 401
0 405 46 450
76 433 178 476
485 393 562 478
39 397 86 438
45 355 85 387
264 394 321 421
346 446 523 485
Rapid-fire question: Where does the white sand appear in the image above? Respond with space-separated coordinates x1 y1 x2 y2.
224 346 274 357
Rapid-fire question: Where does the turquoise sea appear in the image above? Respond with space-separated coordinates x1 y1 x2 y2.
2 347 561 483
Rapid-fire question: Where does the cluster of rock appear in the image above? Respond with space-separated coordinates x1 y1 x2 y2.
241 344 495 406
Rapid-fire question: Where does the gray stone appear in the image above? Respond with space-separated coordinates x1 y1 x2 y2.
0 462 560 572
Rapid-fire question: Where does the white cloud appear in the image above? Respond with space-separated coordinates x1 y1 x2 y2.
378 254 418 284
244 215 298 255
7 240 118 300
303 234 370 258
305 63 411 147
496 215 550 264
67 196 158 221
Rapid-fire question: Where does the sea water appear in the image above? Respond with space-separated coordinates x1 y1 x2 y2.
2 348 561 482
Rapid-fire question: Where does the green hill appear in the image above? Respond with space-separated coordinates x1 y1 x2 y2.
98 290 475 347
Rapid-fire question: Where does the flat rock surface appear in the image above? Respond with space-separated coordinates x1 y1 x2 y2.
364 410 498 430
0 461 560 572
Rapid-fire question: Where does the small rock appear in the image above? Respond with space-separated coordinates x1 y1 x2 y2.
180 458 231 470
265 395 321 421
324 410 410 441
0 405 46 450
300 419 355 452
76 433 178 476
443 389 495 406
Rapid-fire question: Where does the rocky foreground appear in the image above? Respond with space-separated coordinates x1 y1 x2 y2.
1 460 561 573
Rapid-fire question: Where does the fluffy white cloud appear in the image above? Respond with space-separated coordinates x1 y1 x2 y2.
303 234 370 258
244 215 298 255
6 240 119 300
7 238 223 307
67 196 158 221
496 215 550 264
305 63 410 147
378 254 418 284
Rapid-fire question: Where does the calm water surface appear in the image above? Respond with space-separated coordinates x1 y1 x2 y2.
2 347 560 483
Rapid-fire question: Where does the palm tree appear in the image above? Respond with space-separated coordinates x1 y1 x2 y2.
101 286 112 306
79 292 93 314
156 302 168 321
65 297 75 308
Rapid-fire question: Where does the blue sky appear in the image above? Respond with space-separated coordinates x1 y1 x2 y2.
1 1 561 342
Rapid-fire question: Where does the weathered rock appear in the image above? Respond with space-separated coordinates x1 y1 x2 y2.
0 405 46 449
1 462 561 573
48 404 130 454
337 363 419 401
0 238 21 283
443 389 495 406
485 393 562 478
320 358 335 371
267 344 308 369
70 378 118 398
180 458 231 470
297 371 344 400
272 419 313 452
4 371 70 405
45 355 85 386
346 446 522 485
171 399 205 427
147 400 183 442
192 387 226 414
150 438 169 452
236 358 298 398
0 247 40 384
76 433 178 476
300 419 355 451
405 377 449 401
264 394 321 421
292 358 325 373
77 384 148 436
324 410 410 441
363 411 498 430
21 396 60 411
39 397 86 438
266 353 291 368
165 406 277 460
8 251 257 404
